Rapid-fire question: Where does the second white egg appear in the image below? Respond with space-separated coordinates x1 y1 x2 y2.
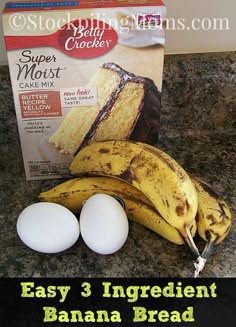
80 194 129 255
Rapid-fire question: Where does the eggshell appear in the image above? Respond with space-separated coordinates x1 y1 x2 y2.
16 202 80 253
80 194 129 255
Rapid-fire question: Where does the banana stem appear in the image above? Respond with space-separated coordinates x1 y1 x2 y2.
183 225 201 260
181 225 207 278
194 233 216 278
201 238 216 261
194 257 207 278
201 231 216 260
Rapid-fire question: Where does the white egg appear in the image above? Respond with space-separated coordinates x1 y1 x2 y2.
80 194 129 255
16 202 80 253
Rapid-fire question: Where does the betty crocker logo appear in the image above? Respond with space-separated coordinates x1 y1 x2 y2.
59 19 118 58
5 19 118 59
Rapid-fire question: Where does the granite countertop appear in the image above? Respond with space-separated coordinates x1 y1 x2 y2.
0 51 235 278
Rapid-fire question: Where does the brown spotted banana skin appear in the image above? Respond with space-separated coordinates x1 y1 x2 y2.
70 140 199 257
39 176 197 245
192 177 232 245
191 177 232 277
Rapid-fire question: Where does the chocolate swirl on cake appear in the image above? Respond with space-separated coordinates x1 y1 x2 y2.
49 63 161 156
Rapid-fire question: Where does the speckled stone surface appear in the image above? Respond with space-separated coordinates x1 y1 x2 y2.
0 52 235 278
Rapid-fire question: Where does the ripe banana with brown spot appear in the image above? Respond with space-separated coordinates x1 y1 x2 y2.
70 140 200 261
39 176 197 245
192 177 232 277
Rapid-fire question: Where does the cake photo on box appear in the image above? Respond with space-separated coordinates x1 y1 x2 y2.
49 63 161 156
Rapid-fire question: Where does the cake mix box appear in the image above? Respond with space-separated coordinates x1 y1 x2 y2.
2 0 166 180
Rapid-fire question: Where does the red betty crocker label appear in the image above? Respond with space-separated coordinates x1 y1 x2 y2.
5 19 118 59
137 14 161 29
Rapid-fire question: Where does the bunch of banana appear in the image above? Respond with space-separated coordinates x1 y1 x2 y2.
39 176 197 245
69 140 201 262
191 177 232 277
39 140 232 276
